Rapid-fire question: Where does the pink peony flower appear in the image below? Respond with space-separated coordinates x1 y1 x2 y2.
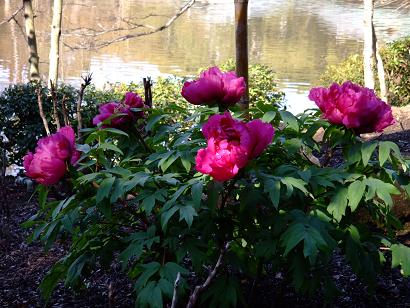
92 92 145 128
196 112 275 181
181 67 246 106
309 81 395 134
196 138 249 182
24 126 79 185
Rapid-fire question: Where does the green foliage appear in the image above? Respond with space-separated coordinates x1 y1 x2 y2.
25 92 410 307
383 37 410 107
320 36 410 106
220 59 285 107
0 82 77 164
1 61 284 166
320 54 364 86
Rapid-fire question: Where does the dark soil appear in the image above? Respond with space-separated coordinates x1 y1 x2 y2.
1 129 410 307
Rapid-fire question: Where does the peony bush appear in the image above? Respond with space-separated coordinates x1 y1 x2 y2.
24 72 410 307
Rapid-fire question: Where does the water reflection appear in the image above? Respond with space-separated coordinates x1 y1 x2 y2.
0 0 409 112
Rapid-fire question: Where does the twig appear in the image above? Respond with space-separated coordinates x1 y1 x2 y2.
186 242 230 308
143 77 153 108
0 6 23 27
63 0 196 50
36 85 50 135
108 282 115 308
61 94 70 126
77 73 92 138
171 272 181 308
49 80 61 130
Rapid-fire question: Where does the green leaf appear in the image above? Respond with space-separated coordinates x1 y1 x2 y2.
327 187 348 222
103 127 129 137
65 255 87 286
135 262 161 290
142 195 156 214
361 142 378 165
191 181 203 208
159 152 178 172
391 244 410 276
137 281 163 308
52 195 75 219
261 111 276 123
264 179 281 209
347 180 366 212
146 114 167 132
160 262 188 282
99 143 123 155
39 262 66 300
161 207 179 231
379 141 402 166
96 177 115 203
37 185 49 210
179 205 197 227
364 178 400 207
119 242 143 265
281 221 328 264
180 152 192 172
281 177 308 195
279 110 299 131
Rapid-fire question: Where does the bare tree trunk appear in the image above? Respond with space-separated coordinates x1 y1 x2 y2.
23 0 40 81
363 0 375 89
372 24 388 101
234 0 249 110
48 0 63 88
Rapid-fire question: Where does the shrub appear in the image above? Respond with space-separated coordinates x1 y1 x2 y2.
320 36 410 106
1 63 284 166
0 83 78 165
25 77 410 307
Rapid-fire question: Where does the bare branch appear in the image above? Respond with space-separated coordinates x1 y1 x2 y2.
61 94 70 126
63 0 196 50
77 73 93 138
36 85 51 136
0 6 23 27
186 242 230 308
50 80 61 130
170 272 181 308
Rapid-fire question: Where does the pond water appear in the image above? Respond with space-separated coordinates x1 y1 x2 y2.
0 0 409 113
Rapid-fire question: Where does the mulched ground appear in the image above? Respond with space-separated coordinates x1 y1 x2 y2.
1 127 410 307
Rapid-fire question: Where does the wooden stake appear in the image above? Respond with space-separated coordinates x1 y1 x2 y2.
234 0 249 110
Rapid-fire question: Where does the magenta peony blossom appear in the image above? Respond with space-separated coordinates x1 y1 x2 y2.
181 67 246 106
92 92 145 128
308 81 395 134
24 126 80 185
196 112 274 181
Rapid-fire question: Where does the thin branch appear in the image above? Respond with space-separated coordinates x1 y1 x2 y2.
63 0 196 50
171 272 181 308
0 6 23 27
36 85 51 136
186 242 230 308
77 73 92 138
50 80 61 130
61 94 70 126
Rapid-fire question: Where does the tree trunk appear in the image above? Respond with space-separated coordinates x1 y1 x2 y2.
363 0 375 89
48 0 63 87
373 24 388 101
23 0 40 81
234 0 249 110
